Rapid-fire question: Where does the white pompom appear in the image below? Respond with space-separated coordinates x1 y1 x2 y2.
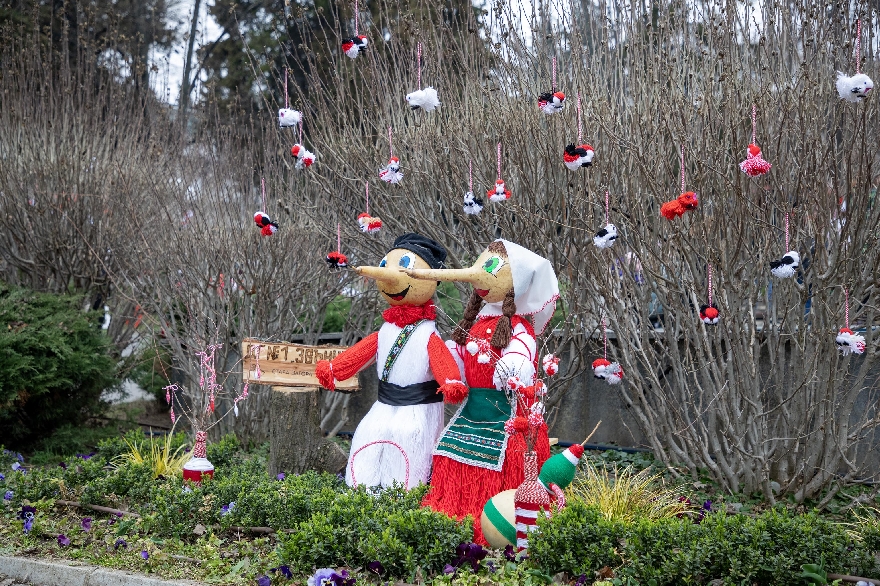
466 341 479 355
477 353 491 364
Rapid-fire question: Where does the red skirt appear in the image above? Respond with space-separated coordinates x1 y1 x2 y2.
422 425 550 544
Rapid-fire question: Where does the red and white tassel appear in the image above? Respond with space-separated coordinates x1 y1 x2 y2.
488 143 511 202
837 288 866 355
739 106 771 177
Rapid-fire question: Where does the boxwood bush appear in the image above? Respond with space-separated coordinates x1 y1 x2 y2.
532 501 879 584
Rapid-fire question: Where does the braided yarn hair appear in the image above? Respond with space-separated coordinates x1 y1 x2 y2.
451 241 517 348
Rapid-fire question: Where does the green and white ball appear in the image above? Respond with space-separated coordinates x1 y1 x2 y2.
480 489 517 549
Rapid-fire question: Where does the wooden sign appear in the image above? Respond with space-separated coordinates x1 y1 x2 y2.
241 338 358 391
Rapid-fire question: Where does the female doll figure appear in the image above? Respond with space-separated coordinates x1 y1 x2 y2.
404 239 559 543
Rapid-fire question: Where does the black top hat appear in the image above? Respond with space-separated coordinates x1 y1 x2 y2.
390 233 447 270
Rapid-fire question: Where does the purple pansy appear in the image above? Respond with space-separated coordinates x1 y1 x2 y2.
276 473 286 481
59 462 67 470
141 550 149 560
11 462 21 471
76 452 96 461
4 490 12 501
257 576 271 586
271 565 293 579
486 561 497 574
367 561 384 576
221 502 236 516
308 568 336 586
330 570 355 586
0 472 5 481
57 534 71 547
503 544 517 562
452 542 488 572
81 517 92 531
574 575 589 586
114 538 127 549
19 506 36 534
443 564 456 575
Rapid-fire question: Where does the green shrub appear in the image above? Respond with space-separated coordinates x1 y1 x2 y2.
531 505 878 584
277 484 472 579
206 433 241 469
0 282 120 448
530 500 626 576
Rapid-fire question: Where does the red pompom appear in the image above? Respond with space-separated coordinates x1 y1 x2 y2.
513 416 529 433
660 192 699 220
739 144 772 177
699 303 720 325
326 251 348 268
568 444 585 458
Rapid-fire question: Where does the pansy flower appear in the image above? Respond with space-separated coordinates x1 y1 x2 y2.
57 534 71 547
307 568 336 586
81 517 92 532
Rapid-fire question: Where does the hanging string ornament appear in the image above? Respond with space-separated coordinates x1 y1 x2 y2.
463 159 484 215
357 182 382 233
538 56 566 114
770 211 799 278
699 263 720 325
593 190 618 249
564 93 594 170
278 69 302 128
405 42 440 111
739 104 772 177
253 178 278 236
837 19 874 102
326 223 348 268
661 144 699 220
341 0 368 59
290 119 316 169
487 142 512 202
542 354 560 376
379 126 403 184
592 319 623 385
836 287 866 355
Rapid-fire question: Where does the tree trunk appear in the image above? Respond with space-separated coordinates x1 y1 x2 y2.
269 386 348 476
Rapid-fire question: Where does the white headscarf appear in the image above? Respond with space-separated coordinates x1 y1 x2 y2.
477 239 560 335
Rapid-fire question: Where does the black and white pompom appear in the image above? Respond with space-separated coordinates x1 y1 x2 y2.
836 72 874 102
770 250 799 279
278 109 302 128
563 144 594 171
405 87 441 112
537 91 566 114
593 223 618 249
463 191 483 215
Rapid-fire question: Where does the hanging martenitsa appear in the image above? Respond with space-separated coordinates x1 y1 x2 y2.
538 56 565 114
836 287 866 356
253 178 278 236
278 68 302 128
593 190 618 249
699 263 720 325
163 342 253 482
341 0 368 59
592 318 623 385
290 118 316 170
661 144 699 220
836 19 874 103
379 126 403 184
406 42 440 111
564 93 594 170
463 159 484 215
326 223 349 268
770 211 799 278
357 181 382 233
739 104 771 177
487 142 512 202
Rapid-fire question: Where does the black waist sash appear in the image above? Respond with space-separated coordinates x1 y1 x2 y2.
377 380 442 406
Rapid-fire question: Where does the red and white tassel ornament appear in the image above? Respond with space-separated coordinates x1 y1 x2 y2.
253 179 278 236
278 69 302 127
537 57 565 114
326 223 348 268
341 0 368 58
563 94 594 170
592 319 623 385
379 127 403 184
593 191 618 249
836 20 874 102
542 353 560 376
836 288 866 356
488 142 511 202
661 145 698 220
182 431 215 483
699 263 720 325
290 120 315 169
770 212 799 279
463 160 483 215
739 105 771 177
405 43 440 111
357 182 382 233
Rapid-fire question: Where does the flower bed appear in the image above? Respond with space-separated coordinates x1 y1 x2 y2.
1 438 879 586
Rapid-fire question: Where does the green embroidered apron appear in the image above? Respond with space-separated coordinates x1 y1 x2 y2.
434 387 513 472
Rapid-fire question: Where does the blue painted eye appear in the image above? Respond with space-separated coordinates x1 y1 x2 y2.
378 258 387 267
398 253 415 268
482 255 505 276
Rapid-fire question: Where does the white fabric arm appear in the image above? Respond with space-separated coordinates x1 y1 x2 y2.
445 339 466 379
492 323 537 390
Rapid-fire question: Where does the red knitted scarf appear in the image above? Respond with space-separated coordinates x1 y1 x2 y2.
382 301 436 327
